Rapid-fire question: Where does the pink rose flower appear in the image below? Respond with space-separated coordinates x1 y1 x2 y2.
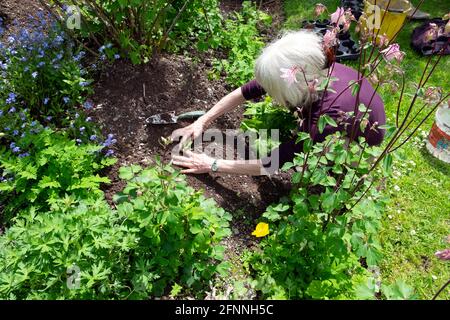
381 43 405 63
280 66 300 86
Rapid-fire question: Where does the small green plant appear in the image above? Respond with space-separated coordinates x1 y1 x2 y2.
241 96 297 155
113 161 233 296
0 128 116 222
0 161 232 299
212 1 272 86
355 277 417 300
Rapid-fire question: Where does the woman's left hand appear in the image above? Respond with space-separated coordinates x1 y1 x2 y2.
171 150 215 174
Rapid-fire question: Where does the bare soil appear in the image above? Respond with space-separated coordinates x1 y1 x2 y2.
88 54 292 234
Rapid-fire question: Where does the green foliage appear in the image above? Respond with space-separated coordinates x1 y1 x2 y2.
244 134 392 299
241 96 297 155
0 162 232 299
57 0 224 64
0 129 116 222
211 1 272 86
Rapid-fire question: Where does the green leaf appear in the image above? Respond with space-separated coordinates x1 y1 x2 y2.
318 115 327 134
355 279 377 300
382 153 393 174
382 280 416 300
170 283 183 298
318 114 338 134
349 80 360 96
118 165 142 180
189 224 203 234
358 104 368 113
378 124 396 139
296 132 310 143
216 261 231 277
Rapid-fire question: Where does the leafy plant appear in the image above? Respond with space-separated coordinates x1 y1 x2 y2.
241 96 297 155
113 161 232 295
45 0 224 64
356 277 417 300
212 1 272 86
244 134 387 299
242 1 447 299
0 161 232 299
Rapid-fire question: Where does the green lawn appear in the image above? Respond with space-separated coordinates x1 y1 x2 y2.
283 0 450 299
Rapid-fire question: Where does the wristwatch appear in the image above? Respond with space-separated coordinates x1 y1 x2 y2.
211 159 219 172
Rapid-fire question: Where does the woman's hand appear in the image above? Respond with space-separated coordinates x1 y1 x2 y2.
170 119 206 146
171 150 215 174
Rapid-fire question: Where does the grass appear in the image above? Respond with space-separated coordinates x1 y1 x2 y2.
283 0 449 299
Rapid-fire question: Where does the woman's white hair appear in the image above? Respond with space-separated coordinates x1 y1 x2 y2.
255 30 327 108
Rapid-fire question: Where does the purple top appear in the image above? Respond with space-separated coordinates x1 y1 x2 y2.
241 63 386 168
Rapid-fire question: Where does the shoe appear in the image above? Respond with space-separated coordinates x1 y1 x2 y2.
407 6 431 20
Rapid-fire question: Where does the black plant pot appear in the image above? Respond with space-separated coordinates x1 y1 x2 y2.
301 19 361 62
341 0 364 20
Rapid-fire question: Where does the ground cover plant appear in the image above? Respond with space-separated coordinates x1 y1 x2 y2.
0 162 232 299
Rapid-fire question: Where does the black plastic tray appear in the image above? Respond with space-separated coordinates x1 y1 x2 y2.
301 19 361 61
420 36 450 56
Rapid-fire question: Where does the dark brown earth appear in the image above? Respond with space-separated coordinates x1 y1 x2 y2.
0 0 42 35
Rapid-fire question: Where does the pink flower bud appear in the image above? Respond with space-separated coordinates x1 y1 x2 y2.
381 43 405 63
314 3 327 17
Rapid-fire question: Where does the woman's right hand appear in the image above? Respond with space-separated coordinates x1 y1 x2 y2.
170 119 206 146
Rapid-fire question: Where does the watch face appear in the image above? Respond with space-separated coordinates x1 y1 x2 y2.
211 161 218 172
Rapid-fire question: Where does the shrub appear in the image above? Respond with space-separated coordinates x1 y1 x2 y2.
244 133 388 299
0 161 232 299
0 128 116 222
0 11 91 123
50 0 224 64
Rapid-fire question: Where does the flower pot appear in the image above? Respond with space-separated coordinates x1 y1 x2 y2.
426 106 450 163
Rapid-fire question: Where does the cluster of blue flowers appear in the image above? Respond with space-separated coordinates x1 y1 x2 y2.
0 9 118 182
0 10 91 118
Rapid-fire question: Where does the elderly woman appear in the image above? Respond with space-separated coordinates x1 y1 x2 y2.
171 31 386 175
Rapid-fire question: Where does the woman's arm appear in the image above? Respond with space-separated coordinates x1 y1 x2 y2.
170 88 246 144
198 88 247 127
